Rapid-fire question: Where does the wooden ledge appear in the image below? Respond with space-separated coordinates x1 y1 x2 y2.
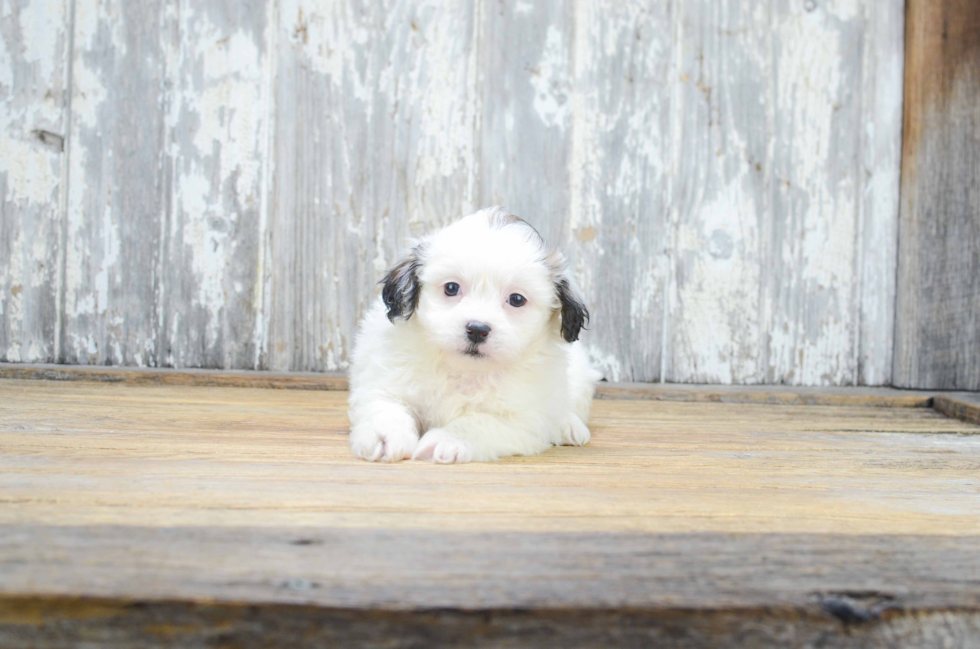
933 394 980 426
3 529 980 648
0 363 349 392
0 362 950 409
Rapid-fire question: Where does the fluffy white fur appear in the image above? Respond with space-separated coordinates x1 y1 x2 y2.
347 207 600 463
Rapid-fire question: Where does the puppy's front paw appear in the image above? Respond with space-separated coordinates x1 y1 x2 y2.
349 421 418 462
412 428 473 464
561 414 591 446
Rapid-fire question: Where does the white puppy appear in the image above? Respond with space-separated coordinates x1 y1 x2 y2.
347 207 600 463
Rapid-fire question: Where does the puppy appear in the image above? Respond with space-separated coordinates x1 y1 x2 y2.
347 207 599 463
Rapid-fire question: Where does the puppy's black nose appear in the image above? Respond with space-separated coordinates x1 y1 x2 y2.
466 321 491 344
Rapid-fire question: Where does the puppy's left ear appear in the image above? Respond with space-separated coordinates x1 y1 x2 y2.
554 272 590 343
381 244 425 323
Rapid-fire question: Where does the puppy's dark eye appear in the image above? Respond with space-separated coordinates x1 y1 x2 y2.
444 282 460 296
508 294 526 307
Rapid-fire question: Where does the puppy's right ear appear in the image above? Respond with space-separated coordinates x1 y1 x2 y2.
381 244 425 323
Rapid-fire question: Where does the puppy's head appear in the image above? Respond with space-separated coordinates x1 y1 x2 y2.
381 207 588 363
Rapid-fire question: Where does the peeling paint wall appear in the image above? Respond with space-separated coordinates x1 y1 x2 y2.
0 0 905 385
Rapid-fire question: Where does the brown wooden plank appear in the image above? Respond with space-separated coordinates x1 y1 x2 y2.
895 0 980 390
0 363 945 408
933 394 980 426
1 529 980 649
0 363 347 391
2 380 978 534
2 380 979 646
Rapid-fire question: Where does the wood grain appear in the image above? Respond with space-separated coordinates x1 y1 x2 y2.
1 0 912 386
1 532 980 649
1 379 980 646
0 363 945 407
1 379 977 534
895 0 980 390
933 393 980 427
263 0 481 372
665 0 905 386
159 1 270 369
564 1 670 382
61 0 169 366
0 0 71 364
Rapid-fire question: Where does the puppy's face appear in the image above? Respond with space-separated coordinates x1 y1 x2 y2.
381 208 588 364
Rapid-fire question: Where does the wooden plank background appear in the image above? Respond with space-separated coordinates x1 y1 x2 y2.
1 0 911 385
895 0 980 391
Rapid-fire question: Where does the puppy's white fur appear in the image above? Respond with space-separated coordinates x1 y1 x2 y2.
348 207 599 463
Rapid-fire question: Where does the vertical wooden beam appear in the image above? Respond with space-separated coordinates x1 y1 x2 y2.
0 0 72 363
62 0 169 366
895 0 980 390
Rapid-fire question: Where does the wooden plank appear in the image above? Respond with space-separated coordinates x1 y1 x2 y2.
1 380 977 533
3 1 909 385
62 1 270 370
857 0 905 386
0 363 347 390
664 0 773 385
476 0 572 247
894 0 980 390
933 393 980 426
0 0 71 363
0 363 946 407
596 381 935 408
158 1 271 369
767 0 871 386
61 0 169 366
665 0 905 386
1 380 980 646
262 0 481 372
1 532 980 649
563 1 671 382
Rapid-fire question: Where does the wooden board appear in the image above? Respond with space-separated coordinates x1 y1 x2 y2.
664 0 905 386
0 362 943 407
1 0 910 387
933 393 980 427
61 0 169 366
159 1 271 369
0 0 71 364
895 0 980 390
2 532 980 649
1 379 978 534
1 379 979 647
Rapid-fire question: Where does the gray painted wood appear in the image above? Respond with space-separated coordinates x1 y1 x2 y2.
894 0 980 391
263 0 481 371
160 0 270 369
665 0 904 386
61 0 169 366
0 0 71 364
0 0 914 385
858 1 904 387
562 1 671 382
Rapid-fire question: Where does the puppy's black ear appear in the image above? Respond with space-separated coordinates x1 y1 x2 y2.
381 244 425 323
555 274 589 343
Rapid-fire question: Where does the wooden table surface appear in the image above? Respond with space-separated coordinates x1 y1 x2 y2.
2 377 979 648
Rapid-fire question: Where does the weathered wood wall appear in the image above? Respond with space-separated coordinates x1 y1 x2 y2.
1 0 908 385
895 0 980 391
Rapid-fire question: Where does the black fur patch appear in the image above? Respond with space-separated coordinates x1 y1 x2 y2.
381 245 425 322
556 278 589 343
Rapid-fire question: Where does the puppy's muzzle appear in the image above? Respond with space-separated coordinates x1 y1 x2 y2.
465 321 491 345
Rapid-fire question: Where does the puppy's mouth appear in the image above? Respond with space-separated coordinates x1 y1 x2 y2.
463 345 485 358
